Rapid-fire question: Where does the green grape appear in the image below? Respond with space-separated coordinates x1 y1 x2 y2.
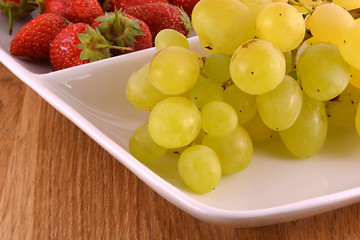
148 97 201 148
307 3 355 46
297 43 350 101
339 22 360 71
191 0 256 54
201 101 238 137
204 53 232 82
350 67 360 89
149 46 200 95
257 75 303 131
154 29 189 51
256 2 305 52
129 124 168 163
223 84 257 125
238 0 273 17
325 83 360 127
202 125 253 175
283 51 293 74
178 145 221 193
242 112 275 142
126 63 168 110
190 76 224 109
279 94 328 158
356 102 360 136
230 39 286 95
334 0 360 11
168 129 207 155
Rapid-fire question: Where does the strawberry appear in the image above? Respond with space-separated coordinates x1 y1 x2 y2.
40 0 103 24
0 0 38 34
10 12 68 59
49 22 124 71
125 2 192 42
102 0 168 12
169 0 200 16
92 10 152 55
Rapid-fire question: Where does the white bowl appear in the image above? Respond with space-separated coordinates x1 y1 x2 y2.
1 12 360 227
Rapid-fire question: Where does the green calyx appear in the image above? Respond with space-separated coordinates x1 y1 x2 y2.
0 0 37 34
77 26 131 62
94 10 143 49
179 7 192 37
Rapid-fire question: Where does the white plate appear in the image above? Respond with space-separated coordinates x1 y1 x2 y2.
1 12 360 227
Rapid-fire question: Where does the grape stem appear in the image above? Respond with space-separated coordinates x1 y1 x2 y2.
288 0 314 13
349 8 360 19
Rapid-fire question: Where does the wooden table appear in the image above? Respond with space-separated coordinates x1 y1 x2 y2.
1 62 360 239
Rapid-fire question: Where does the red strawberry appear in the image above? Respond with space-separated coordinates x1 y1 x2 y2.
49 23 118 70
10 13 68 59
125 2 192 42
102 0 168 12
0 0 37 34
41 0 103 24
169 0 200 16
92 11 152 55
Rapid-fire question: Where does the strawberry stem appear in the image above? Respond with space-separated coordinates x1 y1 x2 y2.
97 43 132 51
8 7 13 35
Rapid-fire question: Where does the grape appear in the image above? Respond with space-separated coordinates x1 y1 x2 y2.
334 0 360 10
279 94 328 158
350 67 360 89
283 51 293 74
223 84 257 125
305 36 321 46
154 29 189 51
256 2 305 52
243 112 275 142
325 83 360 127
201 101 238 137
339 22 360 71
149 46 200 95
129 124 168 163
356 102 360 136
230 39 286 95
239 0 273 17
297 42 350 101
204 53 232 82
257 75 303 131
148 97 201 148
178 145 221 193
191 0 256 54
126 63 169 110
202 125 253 175
306 3 355 46
190 76 224 109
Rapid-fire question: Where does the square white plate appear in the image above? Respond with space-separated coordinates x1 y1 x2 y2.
1 12 360 227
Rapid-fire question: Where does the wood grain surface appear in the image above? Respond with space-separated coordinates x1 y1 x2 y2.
1 62 360 239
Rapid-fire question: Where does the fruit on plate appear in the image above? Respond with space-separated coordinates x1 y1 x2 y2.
10 12 68 59
6 0 198 69
49 22 124 71
125 2 192 42
92 10 152 55
125 0 360 193
0 0 37 34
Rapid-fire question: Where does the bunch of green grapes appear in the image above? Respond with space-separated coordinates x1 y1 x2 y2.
127 29 253 194
125 0 360 194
